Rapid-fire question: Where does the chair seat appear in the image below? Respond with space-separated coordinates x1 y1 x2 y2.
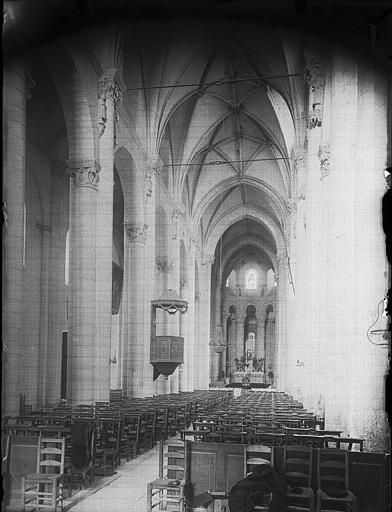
247 457 271 465
25 473 63 483
318 489 355 501
287 486 313 498
149 477 184 490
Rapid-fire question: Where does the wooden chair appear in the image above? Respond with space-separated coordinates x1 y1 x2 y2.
316 448 357 512
124 414 142 459
64 429 95 497
244 444 273 476
21 437 65 511
283 444 315 512
94 421 117 477
146 440 188 512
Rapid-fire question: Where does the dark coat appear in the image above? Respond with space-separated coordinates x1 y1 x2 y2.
228 465 286 512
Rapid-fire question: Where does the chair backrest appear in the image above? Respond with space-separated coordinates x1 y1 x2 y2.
37 437 65 475
283 444 312 487
317 448 349 491
244 444 273 476
163 440 189 481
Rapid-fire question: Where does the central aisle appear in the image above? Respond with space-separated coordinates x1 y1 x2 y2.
68 442 160 512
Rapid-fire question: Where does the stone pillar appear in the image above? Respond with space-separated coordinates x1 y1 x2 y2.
168 213 181 393
2 60 27 416
182 237 196 391
196 254 213 389
46 163 68 405
348 64 389 451
94 71 124 402
236 315 247 361
143 158 162 397
274 251 287 390
37 221 52 406
67 159 100 405
124 221 147 397
321 51 357 432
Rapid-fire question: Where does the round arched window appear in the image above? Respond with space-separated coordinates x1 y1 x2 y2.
246 268 257 289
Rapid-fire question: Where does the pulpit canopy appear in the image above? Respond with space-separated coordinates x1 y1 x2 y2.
151 289 188 314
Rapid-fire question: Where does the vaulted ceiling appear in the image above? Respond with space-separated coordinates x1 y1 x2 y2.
121 18 302 252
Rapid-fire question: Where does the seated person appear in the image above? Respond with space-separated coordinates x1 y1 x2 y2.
228 464 286 512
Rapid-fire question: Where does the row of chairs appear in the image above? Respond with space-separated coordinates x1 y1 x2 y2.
245 444 357 512
147 441 357 512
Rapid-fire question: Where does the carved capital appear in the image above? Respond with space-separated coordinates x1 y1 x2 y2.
155 256 174 273
98 72 124 138
99 76 123 102
124 222 148 244
306 103 322 129
318 142 330 179
144 157 163 197
66 159 100 190
303 49 324 93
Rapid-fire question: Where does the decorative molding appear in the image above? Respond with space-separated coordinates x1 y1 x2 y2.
318 143 330 179
307 102 322 129
303 49 324 93
66 160 100 190
155 256 174 273
35 222 52 233
124 222 148 244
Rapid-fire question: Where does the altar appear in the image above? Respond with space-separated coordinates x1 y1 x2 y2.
231 371 265 385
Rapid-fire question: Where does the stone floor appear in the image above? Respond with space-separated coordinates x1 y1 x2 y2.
64 442 160 512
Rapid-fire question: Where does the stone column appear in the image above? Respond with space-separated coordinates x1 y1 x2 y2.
2 60 27 416
168 212 181 394
236 315 247 361
274 250 287 390
143 157 162 397
124 222 147 398
46 162 68 405
95 71 124 402
66 159 100 405
348 64 389 451
181 236 196 391
228 316 238 376
36 221 52 406
196 254 213 389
